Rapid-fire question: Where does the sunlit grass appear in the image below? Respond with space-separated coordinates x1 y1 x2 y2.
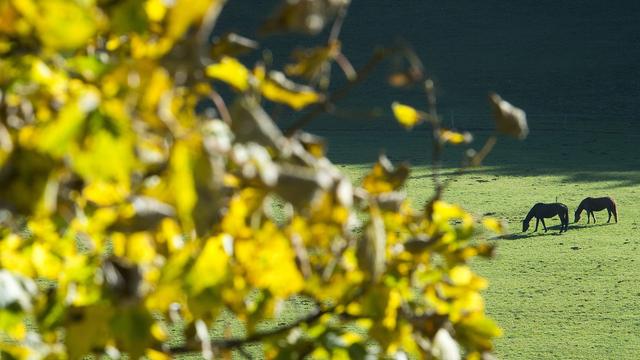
332 126 640 359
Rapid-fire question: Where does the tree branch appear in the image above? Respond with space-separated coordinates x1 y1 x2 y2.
424 79 444 200
167 302 330 354
284 48 390 137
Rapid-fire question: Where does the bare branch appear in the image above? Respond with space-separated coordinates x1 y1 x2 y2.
167 303 329 354
328 3 350 43
284 48 390 136
197 0 228 66
209 90 232 125
424 79 444 199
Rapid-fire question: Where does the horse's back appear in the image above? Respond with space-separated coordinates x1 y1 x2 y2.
591 197 615 211
535 202 567 217
555 202 569 215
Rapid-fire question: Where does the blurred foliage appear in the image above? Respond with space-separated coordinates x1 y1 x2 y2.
0 0 527 359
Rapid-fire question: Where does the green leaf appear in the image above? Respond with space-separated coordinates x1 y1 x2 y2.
37 102 86 158
64 304 113 359
110 305 155 359
110 0 149 34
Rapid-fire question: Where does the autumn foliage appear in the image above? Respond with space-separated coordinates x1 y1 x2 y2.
0 1 527 359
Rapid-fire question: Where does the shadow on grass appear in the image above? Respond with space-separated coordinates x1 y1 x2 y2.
322 127 640 188
409 166 640 189
495 223 615 240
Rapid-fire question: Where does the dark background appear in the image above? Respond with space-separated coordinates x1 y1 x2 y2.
215 0 640 164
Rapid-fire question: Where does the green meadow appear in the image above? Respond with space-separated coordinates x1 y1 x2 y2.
326 119 640 359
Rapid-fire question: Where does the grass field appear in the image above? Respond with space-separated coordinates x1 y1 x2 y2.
326 121 640 359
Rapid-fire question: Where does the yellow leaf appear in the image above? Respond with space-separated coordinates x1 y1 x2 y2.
31 243 62 280
433 200 466 221
126 232 156 264
391 102 422 129
145 0 167 22
166 0 220 40
482 217 506 234
205 56 250 91
382 289 401 330
36 103 85 158
439 129 473 144
34 0 97 50
362 154 409 194
83 181 129 206
235 222 303 297
0 123 12 167
170 141 197 230
112 233 126 258
72 129 134 184
105 35 123 51
458 315 503 342
449 265 472 286
146 349 171 360
130 35 173 59
285 41 341 80
142 68 172 110
340 331 364 346
260 71 323 110
186 234 229 294
150 322 169 342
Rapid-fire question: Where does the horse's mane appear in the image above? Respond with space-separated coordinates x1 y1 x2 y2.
523 206 536 223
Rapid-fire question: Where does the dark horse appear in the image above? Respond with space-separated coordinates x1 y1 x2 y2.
522 203 569 233
574 196 618 224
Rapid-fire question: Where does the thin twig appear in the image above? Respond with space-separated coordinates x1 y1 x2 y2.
424 79 444 199
167 287 368 354
322 237 350 282
168 304 329 353
197 0 227 66
335 52 356 81
328 3 350 43
291 234 312 279
209 90 232 125
284 48 389 136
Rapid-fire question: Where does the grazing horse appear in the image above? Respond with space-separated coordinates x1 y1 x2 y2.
522 203 569 233
574 197 618 224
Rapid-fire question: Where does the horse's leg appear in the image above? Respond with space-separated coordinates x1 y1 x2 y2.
607 209 612 223
586 211 590 224
541 218 547 232
592 211 596 223
534 218 539 232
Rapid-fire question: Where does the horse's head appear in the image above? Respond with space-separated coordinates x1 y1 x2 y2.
574 209 581 223
522 220 529 232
